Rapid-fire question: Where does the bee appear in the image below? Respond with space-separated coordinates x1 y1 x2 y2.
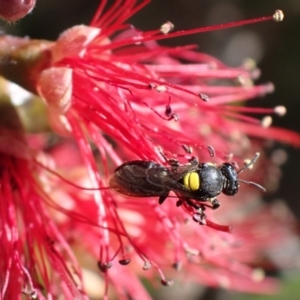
109 153 265 216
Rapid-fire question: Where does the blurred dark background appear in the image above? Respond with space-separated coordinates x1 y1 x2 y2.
1 0 299 299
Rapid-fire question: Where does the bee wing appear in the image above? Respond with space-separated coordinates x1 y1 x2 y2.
170 164 201 181
148 163 200 197
145 165 196 200
110 161 171 197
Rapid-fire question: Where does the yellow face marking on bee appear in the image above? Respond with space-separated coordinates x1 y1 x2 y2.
183 172 200 191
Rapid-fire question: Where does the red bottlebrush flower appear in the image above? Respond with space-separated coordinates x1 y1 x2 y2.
0 1 299 299
0 99 87 299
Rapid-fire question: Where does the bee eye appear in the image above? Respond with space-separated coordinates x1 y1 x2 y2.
219 163 239 196
223 184 239 196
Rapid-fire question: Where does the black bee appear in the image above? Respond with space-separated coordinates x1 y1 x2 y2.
109 153 265 214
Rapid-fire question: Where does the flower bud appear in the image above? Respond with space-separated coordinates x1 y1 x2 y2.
0 0 36 21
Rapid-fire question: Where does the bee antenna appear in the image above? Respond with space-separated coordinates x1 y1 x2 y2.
237 152 260 174
238 179 266 192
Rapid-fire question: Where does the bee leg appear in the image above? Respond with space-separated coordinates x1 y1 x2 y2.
168 159 180 172
158 194 169 205
177 198 202 210
177 199 207 224
192 205 206 225
176 199 183 207
188 156 199 165
157 147 179 168
185 198 201 210
208 198 220 209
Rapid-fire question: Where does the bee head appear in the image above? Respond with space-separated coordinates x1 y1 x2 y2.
219 153 266 196
219 163 239 196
